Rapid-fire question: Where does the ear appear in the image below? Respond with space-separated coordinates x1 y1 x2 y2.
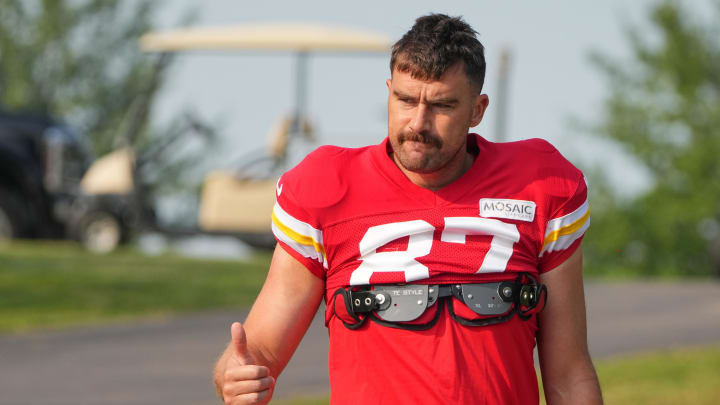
386 78 392 91
470 94 489 127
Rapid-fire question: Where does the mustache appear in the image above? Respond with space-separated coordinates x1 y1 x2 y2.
399 131 443 148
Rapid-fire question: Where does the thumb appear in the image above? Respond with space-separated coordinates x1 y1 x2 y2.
230 322 253 364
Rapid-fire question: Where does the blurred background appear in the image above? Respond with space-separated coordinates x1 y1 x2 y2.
0 0 719 404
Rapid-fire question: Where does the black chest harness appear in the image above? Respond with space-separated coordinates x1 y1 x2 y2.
332 273 547 331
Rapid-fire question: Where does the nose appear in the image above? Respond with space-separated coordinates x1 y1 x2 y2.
409 103 432 134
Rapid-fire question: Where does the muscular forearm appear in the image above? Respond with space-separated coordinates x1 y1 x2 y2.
538 248 603 404
543 365 603 405
213 247 324 403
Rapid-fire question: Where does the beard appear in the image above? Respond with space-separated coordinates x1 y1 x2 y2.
391 130 448 173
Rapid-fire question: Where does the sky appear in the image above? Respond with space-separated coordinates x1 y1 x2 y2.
147 0 681 206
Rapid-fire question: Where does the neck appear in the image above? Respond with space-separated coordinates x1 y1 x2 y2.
393 148 474 191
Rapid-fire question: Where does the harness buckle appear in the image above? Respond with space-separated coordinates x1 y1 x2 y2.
519 285 537 308
458 282 515 316
372 284 431 322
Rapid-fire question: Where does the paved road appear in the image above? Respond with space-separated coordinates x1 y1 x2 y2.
1 281 719 404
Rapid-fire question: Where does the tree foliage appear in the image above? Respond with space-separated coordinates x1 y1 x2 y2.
0 0 165 154
0 0 212 199
585 0 720 276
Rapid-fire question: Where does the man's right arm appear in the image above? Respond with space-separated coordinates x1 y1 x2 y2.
213 244 325 404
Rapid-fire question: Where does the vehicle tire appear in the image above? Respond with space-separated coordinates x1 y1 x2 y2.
236 232 277 250
78 211 123 253
0 189 28 240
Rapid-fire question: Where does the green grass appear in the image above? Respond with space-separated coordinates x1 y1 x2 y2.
592 345 720 405
538 345 720 404
0 241 272 333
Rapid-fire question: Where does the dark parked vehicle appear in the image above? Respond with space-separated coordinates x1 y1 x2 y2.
0 110 148 252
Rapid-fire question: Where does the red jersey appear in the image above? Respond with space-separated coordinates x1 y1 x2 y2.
272 134 589 404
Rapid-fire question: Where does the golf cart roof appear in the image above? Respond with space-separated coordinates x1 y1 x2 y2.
140 23 391 53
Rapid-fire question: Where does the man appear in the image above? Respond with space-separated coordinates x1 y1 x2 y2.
214 14 603 405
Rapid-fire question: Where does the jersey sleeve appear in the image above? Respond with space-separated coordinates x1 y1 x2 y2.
271 173 327 280
538 174 590 273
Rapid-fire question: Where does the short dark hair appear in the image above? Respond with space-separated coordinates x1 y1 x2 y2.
390 14 486 92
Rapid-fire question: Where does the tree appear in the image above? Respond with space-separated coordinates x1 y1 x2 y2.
584 0 720 276
0 0 213 219
1 0 159 154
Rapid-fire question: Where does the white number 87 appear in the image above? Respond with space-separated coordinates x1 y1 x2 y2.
349 217 520 285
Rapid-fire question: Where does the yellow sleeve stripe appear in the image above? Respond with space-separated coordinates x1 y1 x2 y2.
271 211 326 257
541 208 590 251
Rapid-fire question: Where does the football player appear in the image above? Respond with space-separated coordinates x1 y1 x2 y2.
214 13 603 405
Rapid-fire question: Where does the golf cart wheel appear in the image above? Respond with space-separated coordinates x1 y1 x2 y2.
0 189 28 240
79 211 123 253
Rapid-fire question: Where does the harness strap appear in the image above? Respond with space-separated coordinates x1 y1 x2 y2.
447 298 518 327
332 287 368 329
331 272 547 330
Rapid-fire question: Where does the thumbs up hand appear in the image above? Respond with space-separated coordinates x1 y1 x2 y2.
230 322 255 365
220 322 275 405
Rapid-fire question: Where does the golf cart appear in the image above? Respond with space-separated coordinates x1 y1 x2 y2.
139 23 390 248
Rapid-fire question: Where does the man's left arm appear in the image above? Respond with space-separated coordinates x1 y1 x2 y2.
537 247 603 405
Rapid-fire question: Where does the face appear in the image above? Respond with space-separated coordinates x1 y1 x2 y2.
386 62 489 174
